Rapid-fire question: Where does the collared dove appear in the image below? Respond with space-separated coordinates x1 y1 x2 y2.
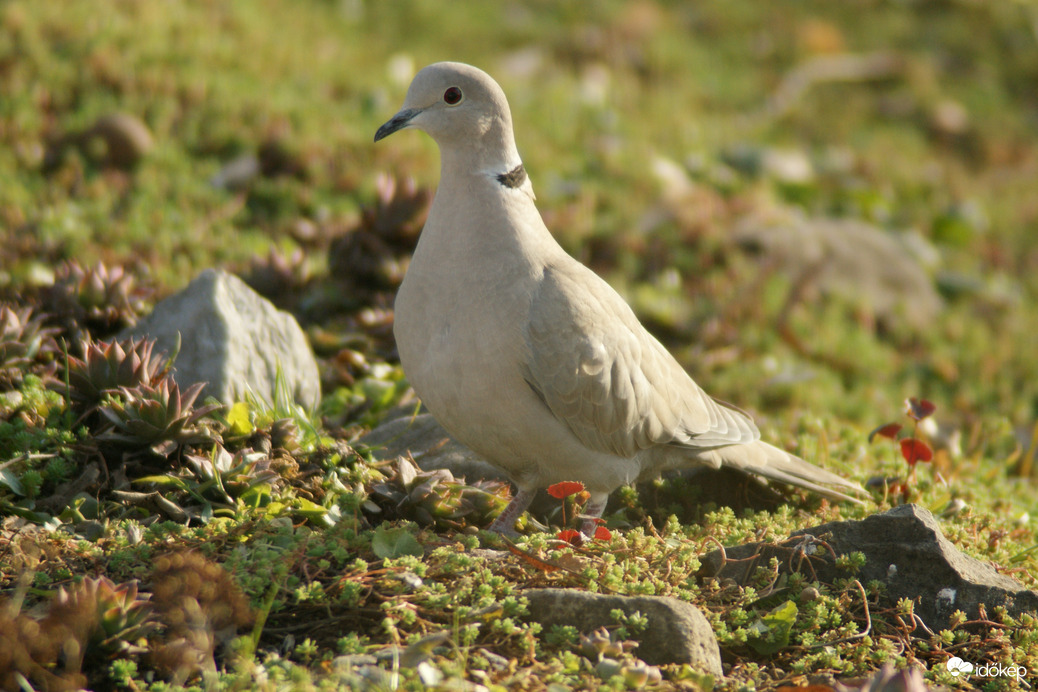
375 62 864 534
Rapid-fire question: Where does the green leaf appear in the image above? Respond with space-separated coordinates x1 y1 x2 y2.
291 497 334 526
133 475 191 491
372 526 423 559
59 495 99 522
747 599 798 655
226 401 254 436
240 483 272 508
0 469 24 495
1 501 51 523
360 378 399 409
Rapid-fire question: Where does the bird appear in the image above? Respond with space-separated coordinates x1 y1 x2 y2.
375 62 864 535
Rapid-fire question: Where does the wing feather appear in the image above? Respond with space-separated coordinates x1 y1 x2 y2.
521 262 759 458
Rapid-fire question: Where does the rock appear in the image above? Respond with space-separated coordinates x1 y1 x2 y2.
523 588 722 674
358 411 505 483
930 99 970 137
761 147 815 185
83 113 154 169
720 145 816 184
209 153 261 190
697 504 1038 631
123 268 320 409
734 214 943 330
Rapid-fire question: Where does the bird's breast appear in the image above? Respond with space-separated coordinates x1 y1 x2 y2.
394 235 533 414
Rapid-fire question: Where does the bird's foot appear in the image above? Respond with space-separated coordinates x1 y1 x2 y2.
486 488 536 535
577 495 608 537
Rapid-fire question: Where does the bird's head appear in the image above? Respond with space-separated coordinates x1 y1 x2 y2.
375 62 521 174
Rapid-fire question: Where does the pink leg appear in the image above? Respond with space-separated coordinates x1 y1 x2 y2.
487 488 536 535
578 493 609 535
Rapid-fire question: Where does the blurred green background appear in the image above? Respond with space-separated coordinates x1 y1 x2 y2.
3 0 1038 465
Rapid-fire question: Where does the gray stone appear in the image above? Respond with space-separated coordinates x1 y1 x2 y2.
82 113 154 169
124 268 320 409
209 153 261 190
697 504 1038 631
523 588 722 674
734 215 942 330
358 411 505 482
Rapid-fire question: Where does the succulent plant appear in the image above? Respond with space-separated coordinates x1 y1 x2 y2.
0 304 60 390
369 457 511 530
48 576 157 658
98 379 220 455
148 551 253 682
61 336 170 416
243 246 310 302
8 576 159 685
328 174 431 290
362 173 432 242
577 627 661 688
182 443 280 503
43 260 149 337
619 660 663 688
578 626 638 661
0 598 80 691
268 416 301 453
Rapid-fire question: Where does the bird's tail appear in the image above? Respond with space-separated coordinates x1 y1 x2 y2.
704 440 866 504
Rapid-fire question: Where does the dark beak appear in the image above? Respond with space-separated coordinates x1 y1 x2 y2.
374 108 421 142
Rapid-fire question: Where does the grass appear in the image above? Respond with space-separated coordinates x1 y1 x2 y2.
1 0 1037 689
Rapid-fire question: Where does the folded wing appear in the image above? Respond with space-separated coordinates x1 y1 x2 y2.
521 262 760 459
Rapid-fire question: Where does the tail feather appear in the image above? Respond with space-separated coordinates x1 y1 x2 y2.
705 440 866 504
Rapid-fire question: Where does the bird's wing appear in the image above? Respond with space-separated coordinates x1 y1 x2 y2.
520 261 760 458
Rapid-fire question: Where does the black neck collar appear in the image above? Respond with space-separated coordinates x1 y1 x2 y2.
496 163 527 189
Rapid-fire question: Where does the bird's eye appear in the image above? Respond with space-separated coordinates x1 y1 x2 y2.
443 86 463 105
